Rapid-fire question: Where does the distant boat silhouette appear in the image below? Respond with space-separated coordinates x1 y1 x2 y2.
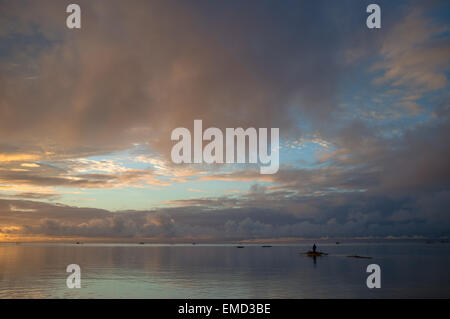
347 255 372 259
303 251 328 257
261 245 272 248
139 242 145 245
236 246 245 248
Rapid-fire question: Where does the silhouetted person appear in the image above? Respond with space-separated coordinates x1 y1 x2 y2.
312 243 317 253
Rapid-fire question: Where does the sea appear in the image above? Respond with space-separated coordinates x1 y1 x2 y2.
0 242 449 298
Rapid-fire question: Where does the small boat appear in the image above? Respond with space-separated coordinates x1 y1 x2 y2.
236 246 245 248
347 255 372 259
139 242 145 245
303 251 328 257
261 245 272 248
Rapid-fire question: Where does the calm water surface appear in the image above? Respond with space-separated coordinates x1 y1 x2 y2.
0 243 449 298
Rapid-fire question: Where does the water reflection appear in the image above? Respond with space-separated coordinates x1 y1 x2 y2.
312 255 317 266
0 243 449 298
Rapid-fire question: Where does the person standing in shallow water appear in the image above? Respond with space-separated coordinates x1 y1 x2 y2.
312 243 317 253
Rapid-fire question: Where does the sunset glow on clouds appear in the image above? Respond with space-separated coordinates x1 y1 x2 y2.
0 0 449 241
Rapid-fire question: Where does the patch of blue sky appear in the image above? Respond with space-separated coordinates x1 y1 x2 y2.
54 186 160 211
54 177 253 211
171 179 251 198
88 136 333 170
336 63 446 138
0 31 56 58
281 138 334 169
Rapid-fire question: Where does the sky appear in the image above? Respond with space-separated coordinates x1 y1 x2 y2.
0 0 449 242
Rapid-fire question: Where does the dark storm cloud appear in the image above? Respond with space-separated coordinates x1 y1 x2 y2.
0 0 363 155
1 195 448 240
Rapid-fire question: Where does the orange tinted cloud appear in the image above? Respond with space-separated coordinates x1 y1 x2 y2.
0 153 40 162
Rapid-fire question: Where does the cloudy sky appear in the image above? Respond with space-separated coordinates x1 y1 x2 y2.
0 0 449 242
